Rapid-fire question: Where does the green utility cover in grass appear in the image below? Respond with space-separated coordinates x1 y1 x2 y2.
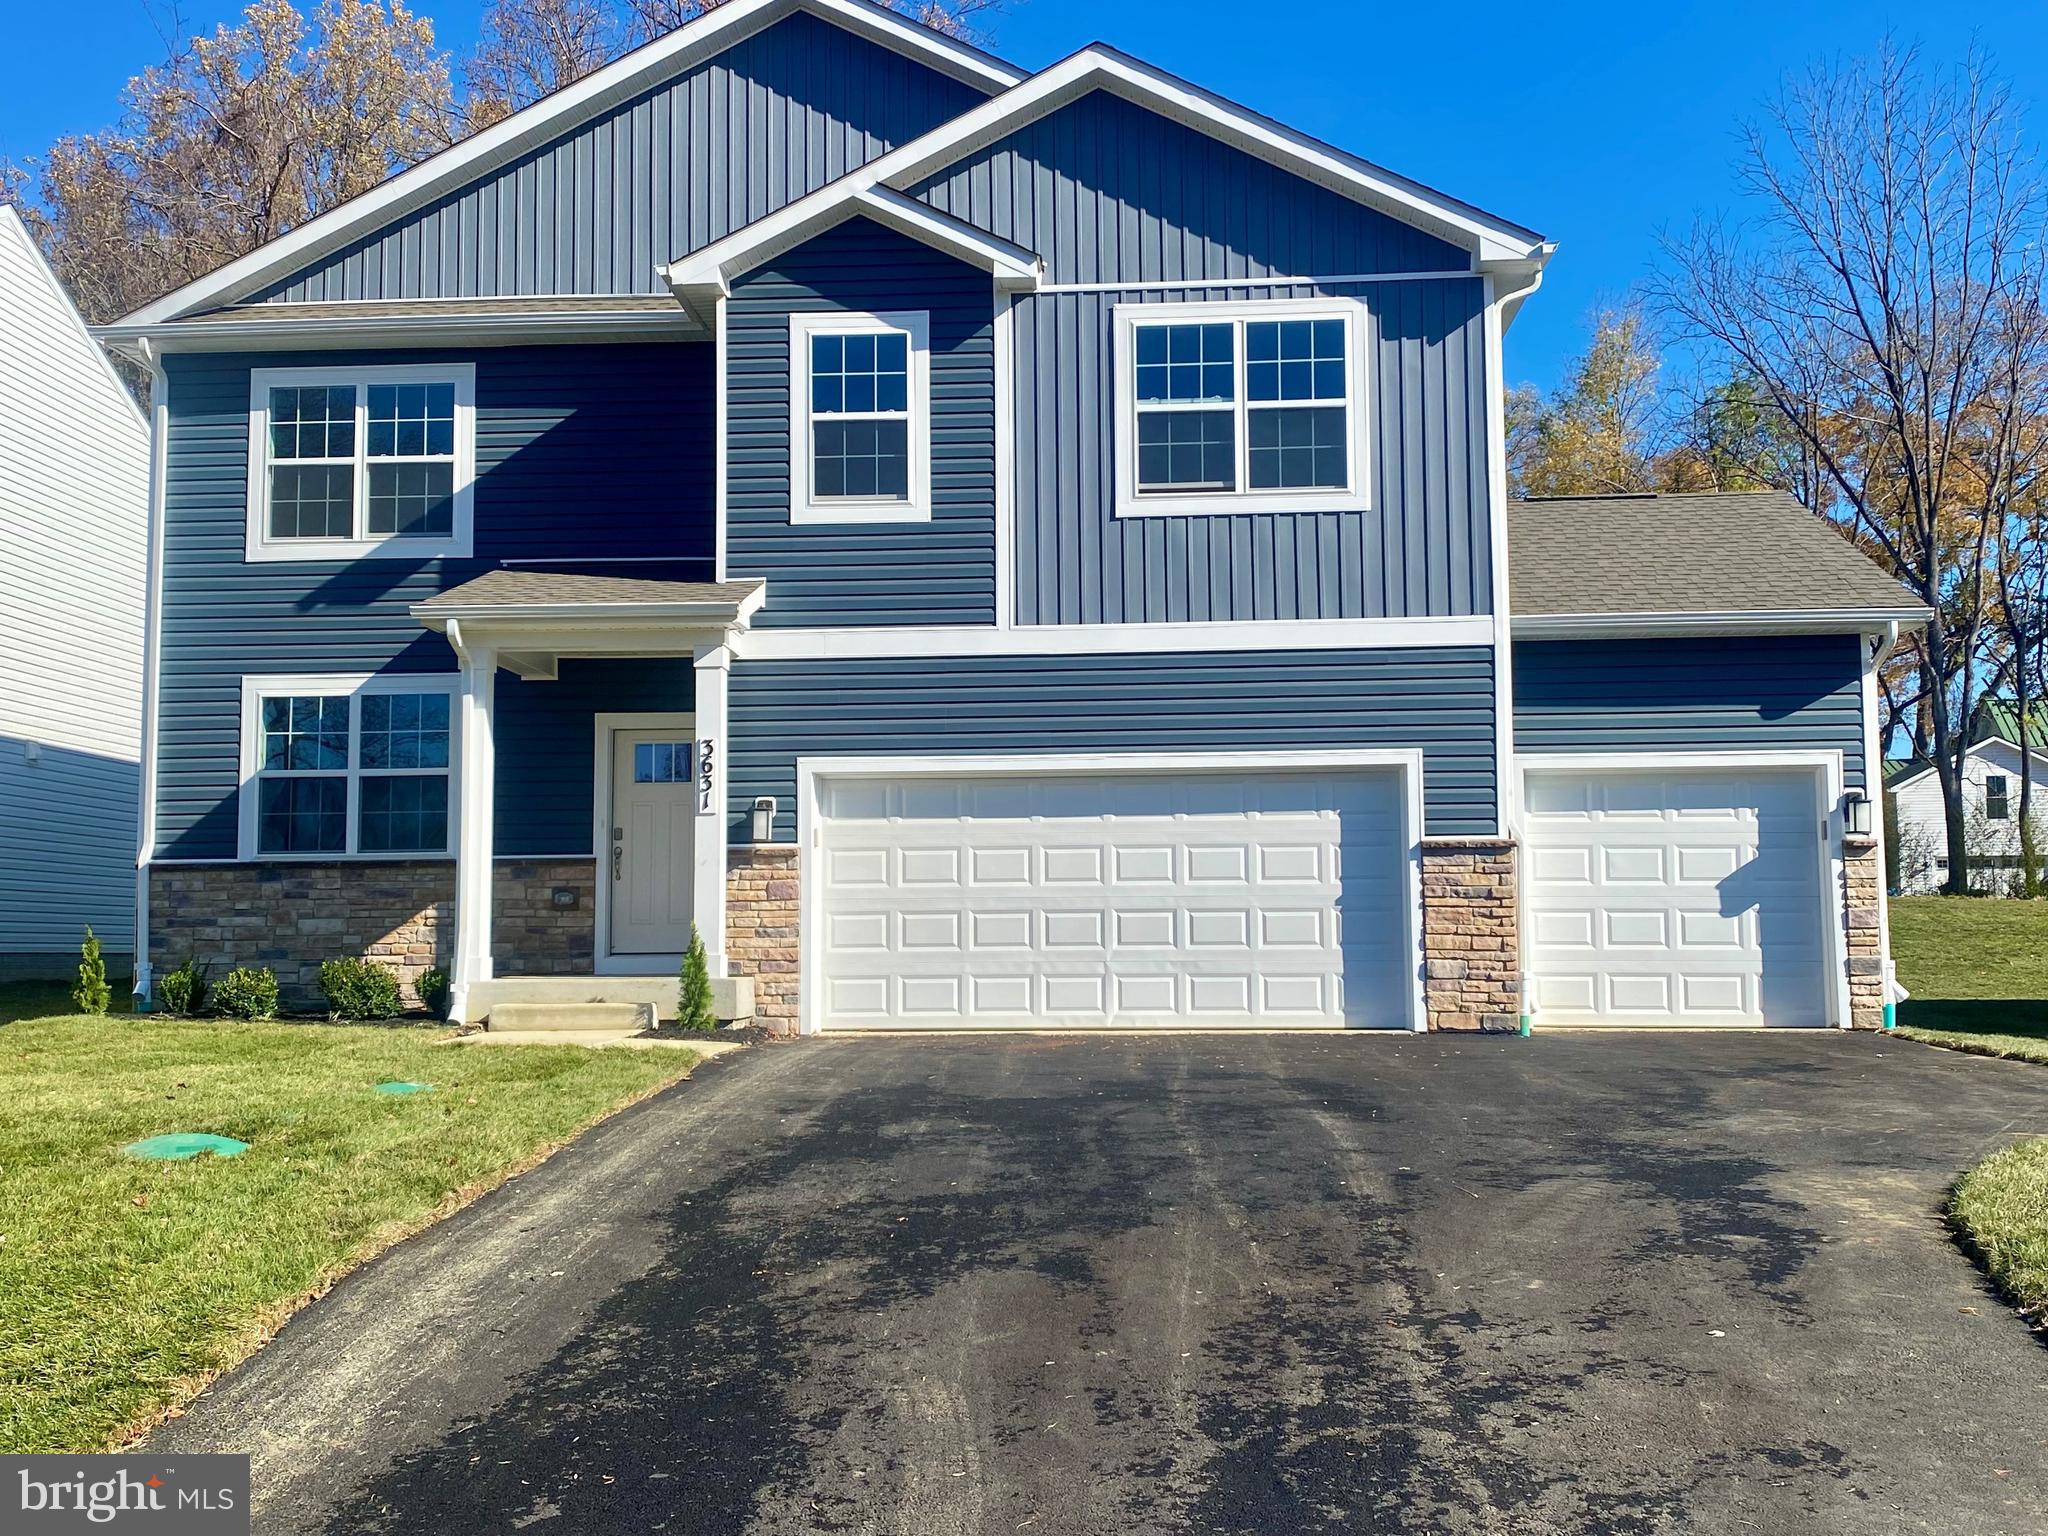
374 1081 434 1095
123 1133 249 1161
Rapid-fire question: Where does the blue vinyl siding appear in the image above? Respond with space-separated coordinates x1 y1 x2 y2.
494 659 694 855
909 89 1468 284
154 345 713 859
1512 636 1867 790
909 87 1493 628
726 217 995 626
1009 278 1491 624
255 11 987 302
728 647 1498 841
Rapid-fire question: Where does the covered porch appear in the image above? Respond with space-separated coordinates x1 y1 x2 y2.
411 570 765 1024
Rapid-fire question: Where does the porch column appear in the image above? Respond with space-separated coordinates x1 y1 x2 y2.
448 620 498 1024
693 642 731 977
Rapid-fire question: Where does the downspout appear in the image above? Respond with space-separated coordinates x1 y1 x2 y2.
133 340 168 1010
1871 619 1903 1030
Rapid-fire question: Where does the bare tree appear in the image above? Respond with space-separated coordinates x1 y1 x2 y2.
465 0 625 125
1656 42 2048 895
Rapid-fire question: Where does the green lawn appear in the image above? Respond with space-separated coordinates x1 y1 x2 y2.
1889 895 2048 1063
0 1006 695 1454
1952 1138 2048 1320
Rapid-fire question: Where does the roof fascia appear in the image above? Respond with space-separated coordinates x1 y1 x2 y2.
662 44 1550 290
97 307 701 355
1510 606 1931 640
116 0 1022 329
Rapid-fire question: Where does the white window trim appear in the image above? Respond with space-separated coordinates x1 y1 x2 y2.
1111 297 1373 519
245 363 477 562
237 673 462 861
787 309 931 525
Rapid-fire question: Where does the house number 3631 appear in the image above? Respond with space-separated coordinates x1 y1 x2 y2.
697 737 717 814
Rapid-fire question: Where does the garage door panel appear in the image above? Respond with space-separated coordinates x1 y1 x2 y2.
1527 767 1829 1027
815 767 1408 1029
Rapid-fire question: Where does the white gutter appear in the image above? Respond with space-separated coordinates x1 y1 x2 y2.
133 342 168 1008
1511 606 1930 639
96 308 699 357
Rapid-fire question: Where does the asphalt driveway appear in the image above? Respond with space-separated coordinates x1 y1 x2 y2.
152 1032 2048 1535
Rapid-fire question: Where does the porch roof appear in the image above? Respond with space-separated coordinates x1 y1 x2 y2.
412 569 766 678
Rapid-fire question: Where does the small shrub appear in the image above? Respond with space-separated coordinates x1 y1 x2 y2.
319 957 402 1021
415 966 451 1019
211 966 279 1020
157 958 209 1017
72 928 112 1016
677 923 716 1032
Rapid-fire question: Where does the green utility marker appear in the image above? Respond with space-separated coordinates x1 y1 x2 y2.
124 1133 249 1161
374 1081 435 1096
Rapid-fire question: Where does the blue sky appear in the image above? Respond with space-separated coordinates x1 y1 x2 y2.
3 0 2041 390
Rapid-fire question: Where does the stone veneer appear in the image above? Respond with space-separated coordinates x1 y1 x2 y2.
1843 841 1884 1030
726 844 800 1035
1419 838 1521 1031
149 859 596 1011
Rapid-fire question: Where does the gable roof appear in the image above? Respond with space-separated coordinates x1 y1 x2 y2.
115 0 1022 329
1885 734 2048 794
1507 491 1928 633
661 42 1551 298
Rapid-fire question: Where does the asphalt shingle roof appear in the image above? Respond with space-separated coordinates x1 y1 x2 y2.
1507 491 1924 619
414 570 762 612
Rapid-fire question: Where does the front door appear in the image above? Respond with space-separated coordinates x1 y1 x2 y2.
607 729 697 958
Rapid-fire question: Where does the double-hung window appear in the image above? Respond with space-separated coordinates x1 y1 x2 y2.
788 310 930 523
240 676 458 859
247 365 476 560
1986 774 2011 821
1113 299 1369 517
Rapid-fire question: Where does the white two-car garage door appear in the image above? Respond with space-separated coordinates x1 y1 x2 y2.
1524 765 1835 1027
810 763 1415 1030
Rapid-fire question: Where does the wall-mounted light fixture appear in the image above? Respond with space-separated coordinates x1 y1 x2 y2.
1843 790 1873 839
751 796 777 844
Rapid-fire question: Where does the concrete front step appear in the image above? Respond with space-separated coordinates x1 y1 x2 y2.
487 1001 655 1034
468 974 755 1024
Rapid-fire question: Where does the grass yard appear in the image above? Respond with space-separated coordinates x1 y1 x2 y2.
1889 895 2048 1064
1952 1138 2048 1321
0 1005 696 1454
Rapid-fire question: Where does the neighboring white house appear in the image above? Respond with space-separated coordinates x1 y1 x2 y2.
0 205 149 974
1890 735 2048 894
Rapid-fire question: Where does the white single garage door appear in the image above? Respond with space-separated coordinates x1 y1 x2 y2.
1525 766 1832 1026
811 766 1414 1029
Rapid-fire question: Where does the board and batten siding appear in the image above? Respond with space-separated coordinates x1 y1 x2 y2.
728 647 1498 842
907 89 1494 626
0 208 149 954
1512 635 1867 789
254 11 987 303
154 344 713 860
725 217 995 627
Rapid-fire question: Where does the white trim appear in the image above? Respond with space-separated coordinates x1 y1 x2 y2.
662 45 1547 297
1033 269 1478 296
786 309 931 524
992 282 1016 630
855 189 1043 287
714 293 730 583
1517 749 1851 1030
1511 608 1929 640
235 673 462 862
245 363 476 562
1861 628 1893 1013
133 350 169 1004
446 625 496 1022
591 710 700 974
1481 274 1518 844
733 614 1491 659
1110 297 1371 519
795 748 1428 1036
99 309 697 353
692 644 731 977
115 0 1022 328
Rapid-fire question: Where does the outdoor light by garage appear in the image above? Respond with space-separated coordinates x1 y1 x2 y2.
751 797 777 843
1843 790 1873 839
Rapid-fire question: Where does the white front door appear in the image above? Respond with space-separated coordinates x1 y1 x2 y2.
1524 767 1831 1026
607 729 697 958
811 767 1413 1029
